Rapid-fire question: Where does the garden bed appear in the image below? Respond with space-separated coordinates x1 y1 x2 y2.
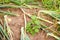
0 0 60 40
0 8 55 40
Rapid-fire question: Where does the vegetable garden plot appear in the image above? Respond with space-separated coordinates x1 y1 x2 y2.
0 0 60 40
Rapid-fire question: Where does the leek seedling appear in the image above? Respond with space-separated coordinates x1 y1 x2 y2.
11 0 22 5
0 5 21 8
0 0 39 9
11 0 34 5
41 25 60 40
0 24 9 40
21 27 30 40
0 10 19 16
0 4 40 9
38 10 60 20
4 15 14 40
23 3 40 9
47 33 60 40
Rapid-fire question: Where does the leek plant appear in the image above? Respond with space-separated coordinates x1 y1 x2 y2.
0 10 18 16
0 20 9 40
0 10 17 40
38 10 60 40
4 15 14 40
0 0 34 5
21 27 30 40
0 0 40 9
38 10 60 20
